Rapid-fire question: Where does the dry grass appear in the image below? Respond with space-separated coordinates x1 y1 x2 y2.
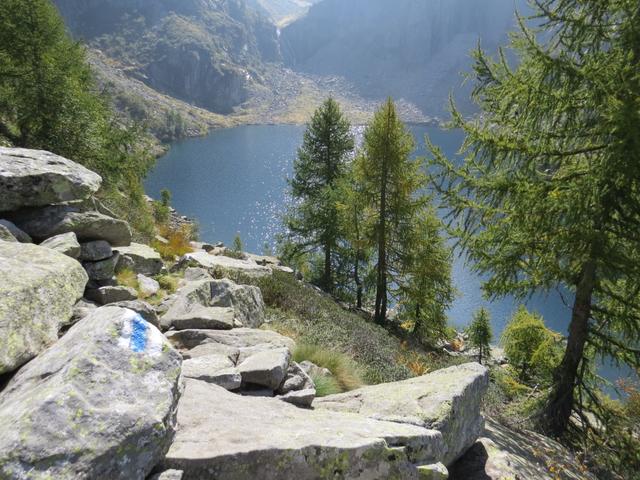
116 268 139 293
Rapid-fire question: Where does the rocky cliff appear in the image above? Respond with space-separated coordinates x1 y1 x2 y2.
53 0 280 113
281 0 528 116
0 146 492 479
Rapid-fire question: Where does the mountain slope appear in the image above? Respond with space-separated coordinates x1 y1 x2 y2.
281 0 526 116
247 0 321 27
53 0 280 114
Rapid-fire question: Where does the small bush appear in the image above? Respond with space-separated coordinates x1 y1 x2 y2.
152 225 194 260
293 343 363 392
116 268 139 292
312 374 342 397
156 274 179 293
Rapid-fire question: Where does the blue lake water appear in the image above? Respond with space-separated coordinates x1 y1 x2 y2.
145 124 631 387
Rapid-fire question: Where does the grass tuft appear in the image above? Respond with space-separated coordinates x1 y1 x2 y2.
293 343 363 392
311 373 342 397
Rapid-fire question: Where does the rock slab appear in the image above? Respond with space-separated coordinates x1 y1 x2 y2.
314 362 489 466
0 147 101 212
40 232 81 259
0 306 182 480
162 378 446 479
0 241 87 374
116 242 164 276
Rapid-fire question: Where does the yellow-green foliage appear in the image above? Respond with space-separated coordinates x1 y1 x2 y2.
116 268 139 292
151 225 194 260
293 343 363 392
501 305 561 383
156 274 178 294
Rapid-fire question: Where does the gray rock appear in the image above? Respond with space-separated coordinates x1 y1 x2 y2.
237 348 291 390
170 306 236 331
314 362 490 466
174 251 271 277
183 267 213 282
161 279 265 330
161 379 446 479
180 342 240 362
0 224 16 242
278 361 315 395
0 241 87 374
110 300 160 328
40 232 81 259
165 328 295 362
0 147 101 211
418 462 449 479
69 298 99 326
0 306 182 479
116 243 164 276
10 205 132 246
138 274 160 298
79 239 112 261
84 252 120 281
0 219 32 242
277 388 316 408
149 470 184 480
85 285 138 305
182 355 242 390
299 360 332 379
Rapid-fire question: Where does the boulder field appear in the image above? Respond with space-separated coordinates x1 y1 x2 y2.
0 147 490 479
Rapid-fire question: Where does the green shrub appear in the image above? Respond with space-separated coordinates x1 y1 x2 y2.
312 374 342 397
293 343 363 392
156 274 179 294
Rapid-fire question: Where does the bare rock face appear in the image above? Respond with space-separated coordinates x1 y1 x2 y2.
314 362 490 466
0 147 101 212
0 307 183 480
0 241 87 374
161 378 446 480
9 205 132 246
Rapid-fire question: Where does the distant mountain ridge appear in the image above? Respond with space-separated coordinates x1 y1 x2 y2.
281 0 527 116
246 0 321 27
53 0 280 113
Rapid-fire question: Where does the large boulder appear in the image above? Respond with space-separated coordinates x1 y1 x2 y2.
9 205 132 246
0 147 101 212
175 251 271 277
85 285 138 305
169 306 236 330
166 328 294 362
314 362 489 466
161 279 265 330
161 378 446 479
236 348 291 390
0 307 183 479
182 354 242 390
0 241 87 374
40 232 81 259
116 242 164 276
79 239 112 261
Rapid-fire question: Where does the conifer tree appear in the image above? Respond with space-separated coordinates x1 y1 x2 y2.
429 0 640 435
286 98 354 291
399 208 454 342
468 308 492 365
355 98 426 324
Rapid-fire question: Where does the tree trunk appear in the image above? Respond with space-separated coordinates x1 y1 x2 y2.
354 253 362 309
374 106 391 325
323 242 332 292
478 346 482 365
543 261 596 436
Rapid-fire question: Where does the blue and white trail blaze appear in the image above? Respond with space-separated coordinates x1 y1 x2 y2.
118 310 165 356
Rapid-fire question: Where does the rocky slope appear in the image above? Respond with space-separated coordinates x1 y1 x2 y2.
0 145 492 479
53 0 279 114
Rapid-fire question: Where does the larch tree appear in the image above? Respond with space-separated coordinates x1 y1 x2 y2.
429 0 640 436
286 98 354 291
398 207 454 343
355 98 426 324
468 307 492 365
